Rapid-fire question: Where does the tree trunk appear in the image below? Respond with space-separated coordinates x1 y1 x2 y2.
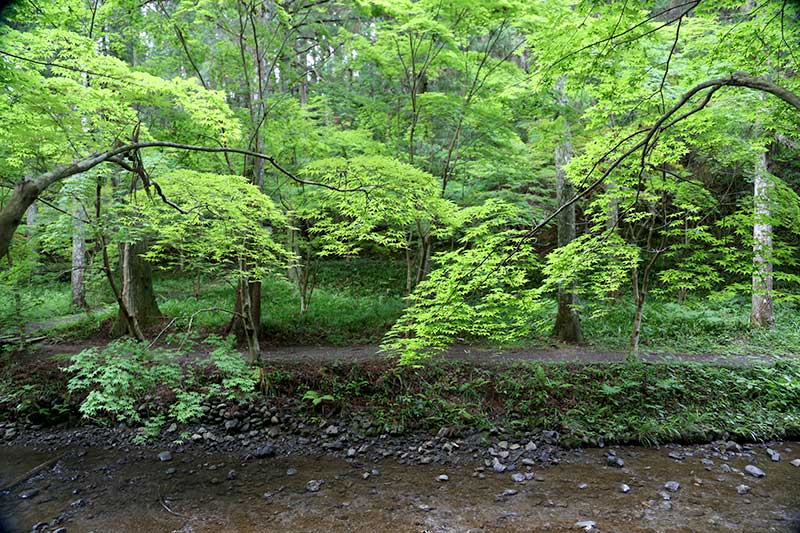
25 202 37 236
751 148 774 328
228 276 261 362
551 76 583 343
111 240 161 336
71 204 88 309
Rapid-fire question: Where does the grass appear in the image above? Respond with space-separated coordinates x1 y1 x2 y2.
3 258 799 355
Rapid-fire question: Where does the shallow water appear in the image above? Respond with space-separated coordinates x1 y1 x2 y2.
2 443 799 532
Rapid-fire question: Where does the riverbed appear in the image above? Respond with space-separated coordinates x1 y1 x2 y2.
2 441 799 532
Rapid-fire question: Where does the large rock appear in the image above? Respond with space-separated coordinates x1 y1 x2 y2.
745 465 765 478
254 444 276 459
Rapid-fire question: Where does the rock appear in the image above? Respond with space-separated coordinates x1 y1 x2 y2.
436 474 449 482
255 444 276 459
227 469 237 480
306 479 324 492
19 488 39 499
270 415 279 425
668 452 684 461
524 441 537 452
224 420 239 432
53 528 67 533
498 441 509 449
725 441 741 453
578 482 588 490
619 483 631 493
736 484 751 495
165 468 177 475
791 459 800 468
286 467 298 476
4 428 17 439
492 458 507 473
166 423 177 433
325 425 339 435
191 433 203 442
521 458 535 466
498 489 518 498
663 481 680 492
158 451 173 462
606 454 624 468
370 468 380 477
745 465 765 478
720 464 733 473
510 473 526 483
32 522 49 532
766 448 780 462
346 447 357 458
575 520 597 531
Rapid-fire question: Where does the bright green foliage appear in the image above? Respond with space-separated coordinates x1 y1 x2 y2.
66 337 255 431
132 169 291 280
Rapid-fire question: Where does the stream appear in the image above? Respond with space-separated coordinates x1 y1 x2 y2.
2 442 799 532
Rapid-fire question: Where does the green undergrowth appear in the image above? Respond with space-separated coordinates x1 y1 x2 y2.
2 341 799 447
267 357 800 445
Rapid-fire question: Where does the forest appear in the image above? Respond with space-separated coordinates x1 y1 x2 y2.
1 0 800 531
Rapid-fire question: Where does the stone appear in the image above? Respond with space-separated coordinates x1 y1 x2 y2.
766 448 780 462
4 428 17 439
606 454 624 468
745 465 765 478
191 433 203 442
224 420 239 432
286 468 298 476
436 474 449 482
736 484 751 495
306 479 324 492
158 451 173 462
19 489 39 499
575 520 597 531
325 425 339 435
227 469 237 480
165 468 177 475
52 529 67 533
578 482 588 490
510 473 526 483
347 447 357 458
498 441 509 449
166 423 177 433
725 441 741 453
255 444 276 459
791 459 800 468
524 441 537 452
492 458 507 473
663 481 680 492
619 483 631 493
668 452 684 461
499 489 518 498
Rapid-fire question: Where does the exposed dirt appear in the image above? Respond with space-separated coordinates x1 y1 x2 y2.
2 441 799 532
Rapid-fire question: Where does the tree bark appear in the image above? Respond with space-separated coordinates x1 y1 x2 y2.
751 148 774 328
228 275 262 362
71 203 87 309
551 76 583 343
111 240 161 336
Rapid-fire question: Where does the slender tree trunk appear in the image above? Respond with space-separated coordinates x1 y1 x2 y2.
751 148 774 328
228 275 261 362
25 202 37 236
71 204 87 309
551 77 583 343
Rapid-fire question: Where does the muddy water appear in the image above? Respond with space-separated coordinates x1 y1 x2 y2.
2 443 799 532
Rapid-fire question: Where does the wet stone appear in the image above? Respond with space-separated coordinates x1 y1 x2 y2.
436 474 449 482
791 459 800 467
158 451 173 462
254 444 275 458
286 467 298 476
745 465 765 478
306 479 324 492
663 481 680 492
766 448 780 462
19 489 39 500
736 484 751 495
619 483 631 494
575 520 597 531
510 473 526 483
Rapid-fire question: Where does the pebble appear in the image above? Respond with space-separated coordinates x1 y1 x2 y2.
492 458 507 473
325 425 339 435
436 474 449 482
286 468 298 476
736 484 751 495
158 451 173 462
745 465 765 478
227 469 237 480
510 473 526 483
791 459 800 468
499 489 518 497
165 468 177 475
664 481 680 492
53 529 67 533
578 482 588 490
606 452 624 468
347 448 357 458
575 520 597 531
619 483 631 493
306 479 324 492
